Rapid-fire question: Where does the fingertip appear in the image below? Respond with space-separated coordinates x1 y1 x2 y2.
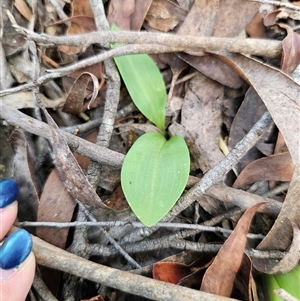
0 252 35 301
0 229 33 270
0 179 19 209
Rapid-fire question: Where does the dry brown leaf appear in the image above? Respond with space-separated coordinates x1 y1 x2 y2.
9 130 39 222
263 12 300 75
200 203 263 297
228 87 271 173
153 254 215 289
81 295 105 301
279 24 300 75
58 0 95 55
39 98 108 209
0 126 15 178
181 74 225 215
181 73 224 173
153 262 195 284
231 254 253 301
62 72 99 115
108 0 153 30
14 0 32 21
145 0 187 32
176 0 259 88
246 12 268 38
254 222 300 274
233 152 294 189
131 0 153 30
0 91 65 109
107 0 135 30
104 185 129 211
257 164 300 252
215 53 300 165
73 129 98 169
37 168 76 249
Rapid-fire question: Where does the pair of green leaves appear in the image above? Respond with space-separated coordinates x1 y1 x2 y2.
112 25 190 227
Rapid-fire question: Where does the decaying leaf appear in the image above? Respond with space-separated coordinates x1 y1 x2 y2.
37 168 76 249
228 87 272 173
9 130 39 222
215 52 300 165
257 164 300 251
34 92 108 209
200 203 264 297
176 0 259 88
181 73 224 173
107 0 135 30
0 91 65 110
254 222 300 274
62 72 99 115
145 0 187 32
233 152 294 189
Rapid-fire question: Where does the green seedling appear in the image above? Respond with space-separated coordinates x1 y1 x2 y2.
112 25 190 226
262 265 300 301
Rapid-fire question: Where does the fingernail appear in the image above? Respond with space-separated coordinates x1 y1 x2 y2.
0 179 19 209
0 229 32 270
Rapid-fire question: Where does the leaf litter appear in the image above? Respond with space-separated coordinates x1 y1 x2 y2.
0 0 300 300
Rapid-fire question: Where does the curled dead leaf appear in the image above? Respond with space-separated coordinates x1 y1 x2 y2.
233 152 294 189
200 203 264 297
253 222 300 274
62 72 99 115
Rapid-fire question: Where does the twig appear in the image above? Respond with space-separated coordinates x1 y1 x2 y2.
14 25 282 58
0 44 178 96
75 200 141 269
16 220 264 239
28 228 240 301
206 184 282 218
262 182 289 198
86 0 121 188
248 0 300 11
48 0 70 26
273 289 300 301
62 103 136 135
0 105 124 168
88 237 286 260
167 112 273 218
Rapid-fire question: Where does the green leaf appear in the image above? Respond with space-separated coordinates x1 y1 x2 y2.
111 25 167 132
263 266 300 301
121 132 190 227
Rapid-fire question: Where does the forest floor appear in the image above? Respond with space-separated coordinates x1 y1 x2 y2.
0 0 299 300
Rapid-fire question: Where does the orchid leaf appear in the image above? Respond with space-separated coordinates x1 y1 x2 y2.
111 24 167 132
121 132 190 226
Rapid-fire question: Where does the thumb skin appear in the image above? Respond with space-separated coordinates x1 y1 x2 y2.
0 252 36 301
0 229 36 301
0 179 36 300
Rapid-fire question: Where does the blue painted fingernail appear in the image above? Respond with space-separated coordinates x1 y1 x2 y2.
0 179 19 209
0 229 32 270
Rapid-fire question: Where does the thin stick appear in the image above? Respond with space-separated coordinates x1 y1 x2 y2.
75 200 141 269
248 0 300 11
0 44 178 96
0 105 124 167
16 220 264 239
167 112 273 218
14 25 282 58
28 229 239 301
86 0 121 188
